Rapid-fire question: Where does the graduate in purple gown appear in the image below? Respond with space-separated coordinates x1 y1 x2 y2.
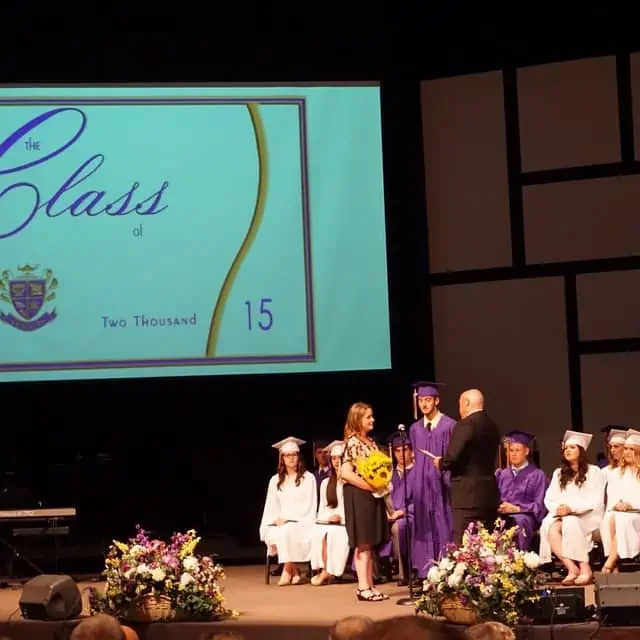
313 439 331 497
495 430 548 550
378 431 417 585
409 381 456 577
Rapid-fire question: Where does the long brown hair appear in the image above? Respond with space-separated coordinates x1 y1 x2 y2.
608 442 623 468
559 446 589 489
276 455 306 490
343 402 372 440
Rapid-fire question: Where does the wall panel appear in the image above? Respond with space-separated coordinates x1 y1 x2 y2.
421 72 513 273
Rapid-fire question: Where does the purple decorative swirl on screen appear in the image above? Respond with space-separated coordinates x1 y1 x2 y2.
0 107 169 239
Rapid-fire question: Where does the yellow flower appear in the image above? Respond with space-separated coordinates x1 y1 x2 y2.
113 541 129 553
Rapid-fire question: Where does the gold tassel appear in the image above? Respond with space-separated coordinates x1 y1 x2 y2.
413 389 418 421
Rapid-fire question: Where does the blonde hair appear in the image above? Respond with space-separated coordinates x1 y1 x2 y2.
620 444 640 479
329 615 373 640
343 402 372 439
70 614 124 640
465 621 515 640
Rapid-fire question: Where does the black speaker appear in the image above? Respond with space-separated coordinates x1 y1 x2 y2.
19 574 82 620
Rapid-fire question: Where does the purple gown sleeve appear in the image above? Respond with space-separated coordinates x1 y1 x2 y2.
515 471 548 523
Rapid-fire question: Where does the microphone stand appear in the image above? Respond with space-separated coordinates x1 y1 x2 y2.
396 426 417 606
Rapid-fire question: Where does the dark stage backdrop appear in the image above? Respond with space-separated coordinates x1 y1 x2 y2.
423 54 640 474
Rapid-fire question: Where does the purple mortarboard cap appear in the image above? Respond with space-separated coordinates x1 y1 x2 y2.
387 431 412 448
412 381 446 398
504 430 535 447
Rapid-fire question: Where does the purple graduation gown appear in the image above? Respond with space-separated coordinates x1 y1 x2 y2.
379 466 415 561
314 468 330 499
409 414 456 577
495 464 548 550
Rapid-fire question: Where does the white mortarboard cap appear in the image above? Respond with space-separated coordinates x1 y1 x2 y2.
608 429 628 445
563 430 593 450
625 429 640 447
325 440 345 457
272 436 306 455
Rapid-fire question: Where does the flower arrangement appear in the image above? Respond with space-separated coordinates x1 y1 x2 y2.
416 520 540 627
356 449 393 497
89 525 235 622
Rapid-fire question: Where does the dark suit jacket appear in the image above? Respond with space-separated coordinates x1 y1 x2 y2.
440 410 501 510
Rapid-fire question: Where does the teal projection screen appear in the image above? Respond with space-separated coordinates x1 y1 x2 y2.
0 84 390 382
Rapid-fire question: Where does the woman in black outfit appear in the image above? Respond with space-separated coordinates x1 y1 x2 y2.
340 402 389 601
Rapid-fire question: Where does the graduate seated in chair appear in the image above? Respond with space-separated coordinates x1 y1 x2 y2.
539 431 605 586
259 436 317 586
600 429 640 573
378 431 417 586
310 440 350 585
597 425 627 469
600 428 626 484
495 431 547 550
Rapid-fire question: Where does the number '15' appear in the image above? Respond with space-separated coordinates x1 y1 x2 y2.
245 298 273 331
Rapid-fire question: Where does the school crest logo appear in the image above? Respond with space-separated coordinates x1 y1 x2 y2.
0 265 58 331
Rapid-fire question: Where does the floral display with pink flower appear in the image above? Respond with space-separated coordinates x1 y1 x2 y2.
416 519 541 627
89 525 233 621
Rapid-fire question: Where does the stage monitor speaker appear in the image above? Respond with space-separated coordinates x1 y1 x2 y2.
523 587 586 624
595 572 640 626
19 574 82 620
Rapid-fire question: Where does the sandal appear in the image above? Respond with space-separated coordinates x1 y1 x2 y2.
561 573 578 585
357 587 386 601
371 588 389 600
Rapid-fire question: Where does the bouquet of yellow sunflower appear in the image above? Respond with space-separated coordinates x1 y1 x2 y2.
356 449 393 498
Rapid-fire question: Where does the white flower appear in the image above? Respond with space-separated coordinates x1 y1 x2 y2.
136 564 149 574
438 558 454 572
494 555 506 566
523 551 540 570
129 545 146 557
180 572 195 586
124 568 135 579
447 573 462 588
151 568 166 582
453 562 466 576
427 566 441 583
183 556 198 571
480 584 494 597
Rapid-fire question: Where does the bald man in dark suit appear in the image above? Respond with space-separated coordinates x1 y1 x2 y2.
434 389 501 543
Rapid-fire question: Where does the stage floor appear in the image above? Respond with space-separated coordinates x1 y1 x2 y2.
0 565 606 640
0 564 598 623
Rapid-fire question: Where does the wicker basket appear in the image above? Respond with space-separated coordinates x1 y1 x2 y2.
135 594 174 622
439 595 480 625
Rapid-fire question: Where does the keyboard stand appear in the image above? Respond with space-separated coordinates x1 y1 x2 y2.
0 533 43 586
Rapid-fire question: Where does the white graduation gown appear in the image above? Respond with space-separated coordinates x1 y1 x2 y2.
600 466 640 559
539 465 605 564
310 477 350 576
259 471 317 563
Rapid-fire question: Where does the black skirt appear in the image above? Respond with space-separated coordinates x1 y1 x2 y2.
343 483 389 548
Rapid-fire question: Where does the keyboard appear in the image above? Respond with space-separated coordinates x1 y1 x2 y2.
0 507 76 521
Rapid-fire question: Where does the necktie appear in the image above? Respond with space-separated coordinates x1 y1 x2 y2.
427 422 432 431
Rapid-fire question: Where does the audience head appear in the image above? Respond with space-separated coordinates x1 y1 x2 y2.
329 615 374 640
465 621 515 640
355 615 466 640
70 614 127 640
459 389 484 419
199 633 244 640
